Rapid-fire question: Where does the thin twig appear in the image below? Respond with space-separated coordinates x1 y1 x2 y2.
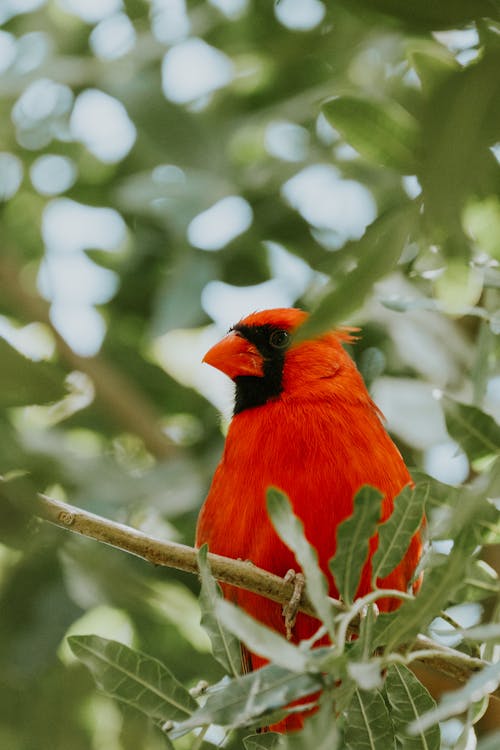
0 256 174 460
33 492 500 701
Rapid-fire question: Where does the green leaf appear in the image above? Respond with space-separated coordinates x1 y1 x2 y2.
444 398 500 461
457 623 500 642
373 532 471 651
322 96 419 173
170 663 323 733
409 660 500 734
244 733 282 749
0 337 66 407
297 205 416 341
67 635 197 724
371 484 427 584
266 487 336 635
345 689 396 750
215 600 312 673
198 545 242 678
329 486 383 605
385 664 440 750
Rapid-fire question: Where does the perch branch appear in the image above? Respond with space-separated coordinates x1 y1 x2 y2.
34 492 500 701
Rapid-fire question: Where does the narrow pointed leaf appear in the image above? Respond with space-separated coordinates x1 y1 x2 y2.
409 660 500 734
330 485 383 605
345 688 396 750
385 664 440 750
68 635 197 723
170 663 323 733
216 599 312 673
198 545 241 677
371 484 427 584
267 487 335 635
444 398 500 461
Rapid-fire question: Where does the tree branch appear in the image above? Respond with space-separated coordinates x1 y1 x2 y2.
34 492 500 702
0 256 174 460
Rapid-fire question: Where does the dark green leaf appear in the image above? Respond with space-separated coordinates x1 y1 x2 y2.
67 635 197 723
0 337 66 407
385 664 440 750
444 398 500 461
198 545 242 678
322 96 419 173
345 689 396 750
371 484 427 584
267 487 335 634
330 486 383 605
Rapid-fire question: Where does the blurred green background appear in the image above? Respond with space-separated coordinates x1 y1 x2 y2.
0 0 499 748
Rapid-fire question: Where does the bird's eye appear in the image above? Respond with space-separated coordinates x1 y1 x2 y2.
269 329 290 349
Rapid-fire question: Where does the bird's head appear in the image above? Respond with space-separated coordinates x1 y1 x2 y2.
203 308 359 415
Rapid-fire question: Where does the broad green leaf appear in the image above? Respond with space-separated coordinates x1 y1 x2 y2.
198 545 241 678
266 488 335 635
385 664 440 750
409 660 500 734
67 635 197 723
244 733 281 749
322 96 418 173
371 484 427 584
0 337 66 407
373 533 471 651
330 486 383 605
345 689 396 750
216 600 311 673
444 398 500 462
279 694 340 749
169 663 323 733
297 206 415 341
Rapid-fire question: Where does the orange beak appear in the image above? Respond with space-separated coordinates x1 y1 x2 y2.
203 331 263 380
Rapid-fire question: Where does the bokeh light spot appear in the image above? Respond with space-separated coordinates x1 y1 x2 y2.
264 120 309 162
282 164 376 245
30 154 77 195
187 196 253 250
0 152 23 200
70 89 136 163
161 38 233 104
274 0 326 31
90 12 136 60
150 0 190 44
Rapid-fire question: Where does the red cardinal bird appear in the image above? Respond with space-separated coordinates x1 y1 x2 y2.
196 308 421 731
